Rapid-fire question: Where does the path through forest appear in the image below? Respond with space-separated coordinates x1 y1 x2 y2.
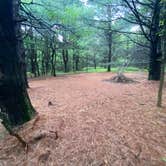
0 72 166 165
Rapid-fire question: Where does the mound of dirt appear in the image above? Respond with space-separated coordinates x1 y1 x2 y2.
106 74 136 83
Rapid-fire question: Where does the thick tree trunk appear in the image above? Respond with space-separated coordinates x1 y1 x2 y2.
148 42 161 80
148 0 161 80
157 1 166 106
0 0 36 126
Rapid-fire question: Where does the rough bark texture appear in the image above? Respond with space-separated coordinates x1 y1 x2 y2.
0 0 36 126
148 0 161 80
157 0 166 106
148 42 161 80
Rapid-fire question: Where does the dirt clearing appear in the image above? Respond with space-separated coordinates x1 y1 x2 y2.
0 72 166 166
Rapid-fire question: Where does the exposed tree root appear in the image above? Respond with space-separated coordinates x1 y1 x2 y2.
0 112 28 150
31 114 40 130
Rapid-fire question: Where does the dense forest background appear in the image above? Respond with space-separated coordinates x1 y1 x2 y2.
21 0 158 78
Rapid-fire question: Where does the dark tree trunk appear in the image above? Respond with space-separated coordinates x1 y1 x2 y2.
107 40 112 72
35 52 40 77
107 4 112 72
43 37 50 75
72 53 75 72
14 0 29 87
72 50 79 71
0 0 36 126
75 55 79 71
28 28 38 77
148 42 161 80
41 52 46 75
107 30 112 72
148 0 161 80
93 54 97 69
51 49 56 77
123 0 162 80
62 49 69 73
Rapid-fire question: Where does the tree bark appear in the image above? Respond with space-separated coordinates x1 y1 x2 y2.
148 42 161 80
28 27 38 77
51 48 56 77
107 4 112 72
148 0 161 80
107 37 112 72
0 0 36 126
62 49 69 73
123 0 162 80
157 0 166 106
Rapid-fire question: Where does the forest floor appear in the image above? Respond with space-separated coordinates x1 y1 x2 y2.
0 72 166 166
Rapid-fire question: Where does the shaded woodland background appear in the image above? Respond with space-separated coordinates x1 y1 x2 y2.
0 0 166 165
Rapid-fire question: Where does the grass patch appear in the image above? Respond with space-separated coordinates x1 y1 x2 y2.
27 67 148 78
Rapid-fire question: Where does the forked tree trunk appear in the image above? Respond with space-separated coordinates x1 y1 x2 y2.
0 0 36 126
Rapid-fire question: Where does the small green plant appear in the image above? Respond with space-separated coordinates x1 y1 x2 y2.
161 157 166 162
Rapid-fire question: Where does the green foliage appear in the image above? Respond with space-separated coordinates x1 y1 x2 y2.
22 0 150 76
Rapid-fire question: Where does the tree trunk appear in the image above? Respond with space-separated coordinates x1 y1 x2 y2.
73 50 79 72
0 0 36 126
148 0 161 80
157 61 165 107
28 28 38 77
107 40 112 72
107 4 112 72
51 49 56 77
43 37 50 75
148 42 161 80
93 54 97 69
157 0 166 106
62 49 69 73
75 55 79 71
14 0 29 87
